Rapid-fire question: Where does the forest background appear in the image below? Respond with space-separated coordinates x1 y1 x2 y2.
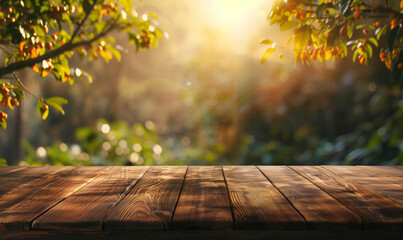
0 0 402 166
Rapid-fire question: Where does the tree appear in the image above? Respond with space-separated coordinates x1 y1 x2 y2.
261 0 403 84
0 0 163 130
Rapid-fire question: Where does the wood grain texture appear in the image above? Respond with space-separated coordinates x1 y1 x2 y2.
172 166 233 230
0 166 108 231
2 230 403 240
322 166 403 205
292 166 403 231
357 166 403 179
0 166 26 176
258 166 362 230
32 166 148 231
223 166 305 230
104 166 187 231
0 166 64 197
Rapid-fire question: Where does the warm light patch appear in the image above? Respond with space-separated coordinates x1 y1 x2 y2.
199 0 272 54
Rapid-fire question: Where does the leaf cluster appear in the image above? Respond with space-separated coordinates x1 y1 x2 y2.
0 0 163 130
262 0 403 85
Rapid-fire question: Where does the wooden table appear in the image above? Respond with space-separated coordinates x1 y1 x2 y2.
0 166 402 240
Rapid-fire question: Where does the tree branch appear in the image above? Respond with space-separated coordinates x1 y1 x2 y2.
69 0 97 44
0 22 117 77
12 72 38 100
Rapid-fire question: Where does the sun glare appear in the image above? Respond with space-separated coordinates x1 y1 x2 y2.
199 0 273 54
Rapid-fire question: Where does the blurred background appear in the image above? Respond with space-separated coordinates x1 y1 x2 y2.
0 0 402 166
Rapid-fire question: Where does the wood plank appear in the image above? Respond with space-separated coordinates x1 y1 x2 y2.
0 166 108 231
258 166 362 230
104 166 187 230
32 166 148 231
323 166 403 205
2 230 403 240
0 166 26 176
172 166 233 230
291 166 403 231
357 166 403 179
223 166 305 230
0 166 65 197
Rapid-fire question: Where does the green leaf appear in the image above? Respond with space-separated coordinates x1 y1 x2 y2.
339 41 348 57
0 158 7 166
368 37 378 47
13 85 25 100
261 48 276 64
105 44 121 62
62 12 72 24
46 97 68 115
37 100 49 120
259 39 274 45
83 72 93 84
94 22 105 33
376 25 387 40
347 21 354 39
0 120 6 130
294 26 309 52
365 44 373 58
108 36 116 45
356 24 365 29
352 49 359 63
279 21 299 31
69 77 75 86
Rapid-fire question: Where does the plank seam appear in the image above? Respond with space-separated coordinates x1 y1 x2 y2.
221 166 235 230
30 167 113 230
169 166 189 230
256 166 308 229
323 166 403 205
289 166 365 230
101 166 150 231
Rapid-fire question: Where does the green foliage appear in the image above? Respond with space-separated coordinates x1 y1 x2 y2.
23 140 91 166
236 66 403 165
45 96 68 115
21 117 227 166
263 0 403 84
0 158 7 166
75 119 166 165
0 0 163 129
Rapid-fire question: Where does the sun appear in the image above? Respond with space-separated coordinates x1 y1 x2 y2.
200 0 271 30
198 0 273 54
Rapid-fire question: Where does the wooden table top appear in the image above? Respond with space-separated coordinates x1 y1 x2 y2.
0 166 402 240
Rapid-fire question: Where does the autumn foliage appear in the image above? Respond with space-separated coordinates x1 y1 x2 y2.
262 0 403 84
0 0 162 130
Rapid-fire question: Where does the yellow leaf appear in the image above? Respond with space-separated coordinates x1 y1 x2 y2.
33 64 40 73
261 48 276 64
325 50 333 61
99 50 113 61
7 97 13 110
42 107 49 120
30 47 38 58
41 69 50 77
100 8 108 15
19 41 25 52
